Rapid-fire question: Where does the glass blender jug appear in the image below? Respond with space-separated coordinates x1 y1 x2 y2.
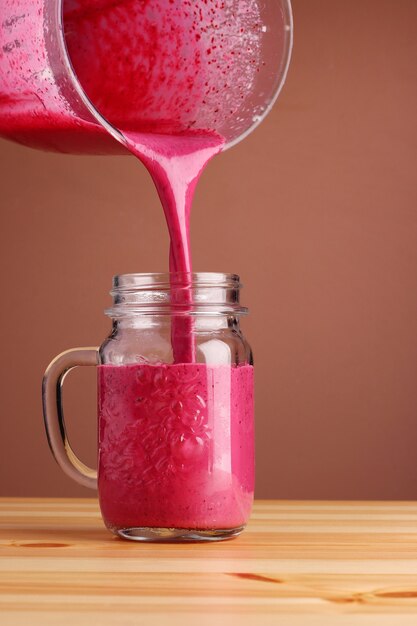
0 0 293 153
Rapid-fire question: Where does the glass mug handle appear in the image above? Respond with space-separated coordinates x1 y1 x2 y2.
42 348 100 489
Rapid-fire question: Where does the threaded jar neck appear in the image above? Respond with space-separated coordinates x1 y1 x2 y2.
105 273 248 318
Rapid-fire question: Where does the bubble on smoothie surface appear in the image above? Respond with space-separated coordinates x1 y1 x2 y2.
63 0 263 136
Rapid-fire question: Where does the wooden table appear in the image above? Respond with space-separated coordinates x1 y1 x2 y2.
1 499 417 625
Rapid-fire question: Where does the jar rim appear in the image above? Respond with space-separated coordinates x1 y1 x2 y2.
111 272 242 291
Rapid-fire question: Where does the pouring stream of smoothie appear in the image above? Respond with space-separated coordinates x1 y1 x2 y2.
121 131 224 362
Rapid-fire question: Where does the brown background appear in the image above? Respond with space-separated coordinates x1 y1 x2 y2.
0 0 416 499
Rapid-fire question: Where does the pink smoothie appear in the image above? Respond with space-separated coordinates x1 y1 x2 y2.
2 1 258 531
98 363 254 530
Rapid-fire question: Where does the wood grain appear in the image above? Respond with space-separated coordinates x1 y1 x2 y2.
1 499 417 625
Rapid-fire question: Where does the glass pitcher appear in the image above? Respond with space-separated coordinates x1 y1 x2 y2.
42 273 254 542
0 0 293 154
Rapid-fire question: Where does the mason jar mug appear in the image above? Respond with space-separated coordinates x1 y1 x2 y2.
42 273 254 542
